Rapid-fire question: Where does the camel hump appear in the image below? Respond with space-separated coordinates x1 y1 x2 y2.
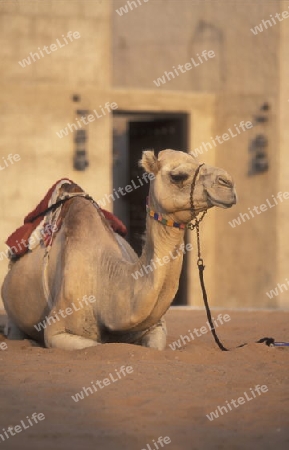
5 179 84 260
5 179 127 260
58 182 83 195
59 183 127 237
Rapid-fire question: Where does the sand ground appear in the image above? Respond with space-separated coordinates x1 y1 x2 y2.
0 308 288 450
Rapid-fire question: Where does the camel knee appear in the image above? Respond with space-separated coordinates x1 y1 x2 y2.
5 318 28 340
44 330 99 350
140 319 167 350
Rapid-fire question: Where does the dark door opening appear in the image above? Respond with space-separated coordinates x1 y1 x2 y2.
113 112 188 305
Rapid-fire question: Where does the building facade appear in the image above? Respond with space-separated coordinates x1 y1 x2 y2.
0 0 288 309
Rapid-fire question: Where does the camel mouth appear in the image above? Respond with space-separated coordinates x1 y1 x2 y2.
207 193 237 209
182 206 209 215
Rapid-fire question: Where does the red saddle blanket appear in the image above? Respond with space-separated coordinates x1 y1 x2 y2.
6 179 127 258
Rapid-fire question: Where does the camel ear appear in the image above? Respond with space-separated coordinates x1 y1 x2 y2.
139 150 160 175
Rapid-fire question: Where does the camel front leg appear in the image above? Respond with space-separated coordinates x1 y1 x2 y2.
44 312 100 350
5 317 29 340
45 331 99 350
140 318 167 350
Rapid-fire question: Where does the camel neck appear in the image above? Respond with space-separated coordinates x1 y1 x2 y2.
130 215 186 328
141 215 186 263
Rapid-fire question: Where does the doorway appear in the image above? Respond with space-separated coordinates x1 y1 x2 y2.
113 112 188 305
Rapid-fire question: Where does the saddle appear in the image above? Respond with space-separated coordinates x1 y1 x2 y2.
6 179 127 259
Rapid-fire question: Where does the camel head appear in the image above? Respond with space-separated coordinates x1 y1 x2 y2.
140 149 237 224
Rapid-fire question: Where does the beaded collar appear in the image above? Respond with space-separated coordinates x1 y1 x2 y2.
146 203 186 230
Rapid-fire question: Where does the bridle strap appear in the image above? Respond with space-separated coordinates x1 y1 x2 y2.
188 163 228 351
189 163 205 218
187 163 207 235
188 164 280 350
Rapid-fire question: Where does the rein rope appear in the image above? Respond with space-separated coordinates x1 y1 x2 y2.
187 163 228 351
188 163 287 350
34 192 97 222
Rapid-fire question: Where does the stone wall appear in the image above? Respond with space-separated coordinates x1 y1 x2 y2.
0 0 113 303
0 0 288 310
112 0 287 308
277 0 289 309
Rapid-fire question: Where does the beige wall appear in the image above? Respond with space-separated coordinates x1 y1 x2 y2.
277 0 289 309
1 0 289 310
113 0 280 95
213 95 278 308
0 0 112 305
112 0 287 309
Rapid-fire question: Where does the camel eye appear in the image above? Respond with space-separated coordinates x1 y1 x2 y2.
170 173 189 183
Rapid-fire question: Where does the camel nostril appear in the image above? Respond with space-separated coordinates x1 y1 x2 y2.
218 177 233 188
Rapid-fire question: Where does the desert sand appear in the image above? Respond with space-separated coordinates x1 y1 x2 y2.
0 308 288 450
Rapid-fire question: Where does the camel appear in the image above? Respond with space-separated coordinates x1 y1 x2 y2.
1 149 236 350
